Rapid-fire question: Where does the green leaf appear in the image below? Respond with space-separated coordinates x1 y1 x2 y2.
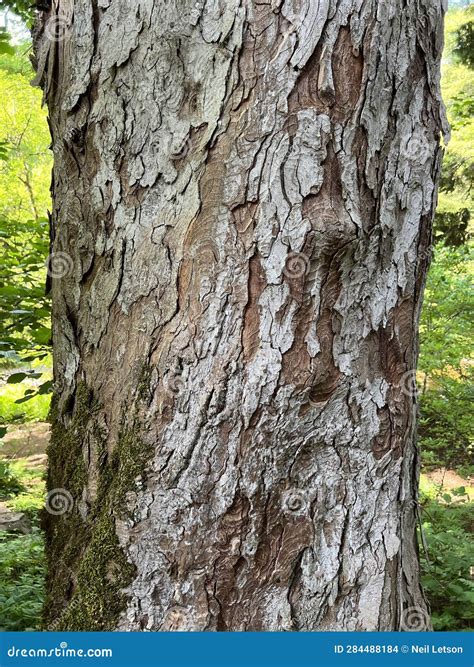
38 380 53 395
15 395 34 404
30 327 51 346
6 372 27 384
0 30 14 56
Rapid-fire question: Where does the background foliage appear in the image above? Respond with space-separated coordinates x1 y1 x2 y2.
417 3 474 631
0 34 52 419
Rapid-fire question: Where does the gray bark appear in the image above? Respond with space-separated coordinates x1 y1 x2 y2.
35 0 447 631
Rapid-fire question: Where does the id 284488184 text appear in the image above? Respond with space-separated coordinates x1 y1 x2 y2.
334 645 464 654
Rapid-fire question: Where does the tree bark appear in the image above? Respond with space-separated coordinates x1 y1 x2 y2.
34 0 447 631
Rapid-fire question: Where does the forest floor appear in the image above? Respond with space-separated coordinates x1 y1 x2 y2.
1 422 49 459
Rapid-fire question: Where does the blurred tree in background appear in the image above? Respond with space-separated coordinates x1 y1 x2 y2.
0 36 52 407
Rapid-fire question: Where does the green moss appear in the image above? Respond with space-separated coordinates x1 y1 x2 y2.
46 383 93 499
105 429 152 515
53 514 135 630
136 362 153 403
43 378 154 630
42 383 94 625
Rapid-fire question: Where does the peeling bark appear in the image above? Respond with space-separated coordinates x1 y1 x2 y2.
35 0 447 631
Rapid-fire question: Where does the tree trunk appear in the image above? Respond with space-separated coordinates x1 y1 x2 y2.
34 0 447 631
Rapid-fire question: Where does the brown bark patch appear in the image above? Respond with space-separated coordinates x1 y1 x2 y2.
370 299 416 459
288 27 364 122
288 43 326 114
308 305 341 404
308 259 343 403
331 27 364 122
280 300 313 389
212 492 250 630
232 202 258 252
242 252 266 362
232 202 257 234
302 145 357 249
352 125 377 233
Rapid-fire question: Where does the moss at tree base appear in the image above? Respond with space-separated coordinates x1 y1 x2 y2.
42 380 152 630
